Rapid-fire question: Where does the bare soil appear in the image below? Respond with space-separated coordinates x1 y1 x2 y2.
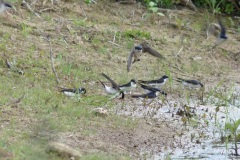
1 0 240 159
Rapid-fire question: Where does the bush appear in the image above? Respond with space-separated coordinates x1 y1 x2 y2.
139 0 240 14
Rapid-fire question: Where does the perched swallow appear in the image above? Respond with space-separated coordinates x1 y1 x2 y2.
139 83 167 95
127 42 165 72
99 73 124 99
213 18 228 47
119 79 137 92
131 91 160 99
0 1 12 14
59 87 86 97
138 75 168 88
131 83 166 98
176 78 204 89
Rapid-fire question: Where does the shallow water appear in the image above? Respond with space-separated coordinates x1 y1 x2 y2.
117 86 240 159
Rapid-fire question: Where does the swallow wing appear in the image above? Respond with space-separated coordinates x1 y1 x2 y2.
176 78 202 86
188 80 202 85
101 73 120 90
142 43 165 59
131 92 156 99
59 87 76 93
139 83 160 92
218 18 226 37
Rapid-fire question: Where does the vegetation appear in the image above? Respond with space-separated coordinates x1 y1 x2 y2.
142 0 240 14
0 0 240 159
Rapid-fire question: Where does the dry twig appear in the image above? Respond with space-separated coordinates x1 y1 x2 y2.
47 36 60 84
22 0 41 18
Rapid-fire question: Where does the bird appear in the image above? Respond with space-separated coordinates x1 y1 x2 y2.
99 73 124 99
132 84 167 99
127 42 165 72
59 87 86 97
131 91 160 99
176 78 204 89
133 83 167 98
0 1 12 14
138 75 168 89
214 18 228 46
119 79 137 92
139 83 167 95
208 18 228 48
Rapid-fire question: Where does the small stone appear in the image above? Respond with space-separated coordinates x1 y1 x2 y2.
46 141 82 159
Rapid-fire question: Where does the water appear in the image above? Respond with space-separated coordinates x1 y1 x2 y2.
117 86 240 159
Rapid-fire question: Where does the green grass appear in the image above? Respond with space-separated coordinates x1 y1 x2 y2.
1 0 240 159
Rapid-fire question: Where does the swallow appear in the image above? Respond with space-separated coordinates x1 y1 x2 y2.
132 84 167 99
99 73 124 99
127 42 165 72
0 1 12 14
59 87 86 97
138 75 168 88
119 79 137 92
176 78 204 89
213 18 228 47
131 91 160 99
139 83 167 95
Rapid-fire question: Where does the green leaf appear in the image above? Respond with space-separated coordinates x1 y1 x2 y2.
150 7 158 13
149 1 156 7
225 123 234 133
157 12 165 16
234 119 240 130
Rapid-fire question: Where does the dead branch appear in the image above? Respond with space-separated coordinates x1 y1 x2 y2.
47 36 60 84
22 0 41 18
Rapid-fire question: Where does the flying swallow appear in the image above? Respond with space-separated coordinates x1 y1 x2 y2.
215 18 228 46
59 87 86 97
210 18 228 48
127 42 165 72
176 78 204 89
99 73 124 99
138 75 168 88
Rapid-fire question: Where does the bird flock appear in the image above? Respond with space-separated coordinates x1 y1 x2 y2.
0 1 228 100
60 18 227 99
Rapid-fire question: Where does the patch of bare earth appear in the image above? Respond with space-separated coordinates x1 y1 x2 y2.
1 0 240 159
55 119 174 158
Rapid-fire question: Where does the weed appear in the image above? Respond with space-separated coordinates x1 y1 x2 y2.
0 33 10 52
123 30 151 39
21 23 33 38
225 119 240 156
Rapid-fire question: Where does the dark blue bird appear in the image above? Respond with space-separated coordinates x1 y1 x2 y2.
138 75 168 89
127 42 165 72
131 83 167 99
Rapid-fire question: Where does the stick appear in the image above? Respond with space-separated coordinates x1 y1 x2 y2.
108 41 121 47
47 36 60 84
22 0 41 18
175 46 183 57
